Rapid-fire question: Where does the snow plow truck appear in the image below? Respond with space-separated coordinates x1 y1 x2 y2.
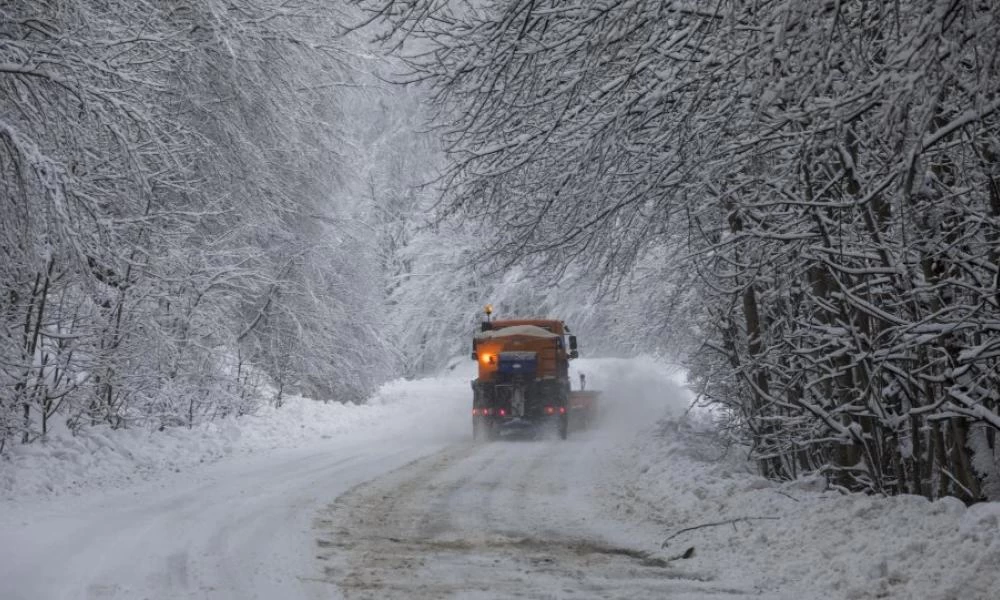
470 306 597 440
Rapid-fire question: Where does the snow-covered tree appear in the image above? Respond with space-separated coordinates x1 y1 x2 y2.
358 0 1000 501
0 0 412 450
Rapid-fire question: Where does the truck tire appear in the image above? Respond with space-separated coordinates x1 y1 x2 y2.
473 418 481 441
558 414 569 440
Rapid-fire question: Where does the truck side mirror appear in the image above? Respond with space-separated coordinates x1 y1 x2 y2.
569 335 577 351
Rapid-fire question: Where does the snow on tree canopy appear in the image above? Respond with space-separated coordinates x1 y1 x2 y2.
474 325 560 340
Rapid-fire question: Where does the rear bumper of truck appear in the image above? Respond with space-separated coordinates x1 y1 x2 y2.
472 411 567 440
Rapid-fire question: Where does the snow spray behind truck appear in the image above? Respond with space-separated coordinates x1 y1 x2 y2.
470 305 598 440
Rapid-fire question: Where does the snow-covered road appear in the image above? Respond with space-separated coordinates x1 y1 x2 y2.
0 358 699 600
0 437 450 600
3 358 997 600
317 435 748 599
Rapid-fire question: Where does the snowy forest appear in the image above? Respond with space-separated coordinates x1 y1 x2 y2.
0 1 428 443
4 0 1000 504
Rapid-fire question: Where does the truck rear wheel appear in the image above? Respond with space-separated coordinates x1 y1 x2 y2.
558 414 569 440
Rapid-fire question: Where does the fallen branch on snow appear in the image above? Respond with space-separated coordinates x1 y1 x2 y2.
661 516 779 548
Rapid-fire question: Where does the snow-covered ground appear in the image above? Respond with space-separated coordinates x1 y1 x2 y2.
580 357 1000 599
605 414 1000 599
0 374 470 503
0 372 471 600
1 357 998 599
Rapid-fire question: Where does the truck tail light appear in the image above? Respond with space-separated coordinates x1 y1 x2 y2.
498 409 506 416
545 406 555 415
559 406 566 414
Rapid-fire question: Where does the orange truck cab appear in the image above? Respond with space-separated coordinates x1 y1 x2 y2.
470 314 579 440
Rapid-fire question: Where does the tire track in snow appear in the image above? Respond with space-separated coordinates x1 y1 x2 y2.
316 439 752 599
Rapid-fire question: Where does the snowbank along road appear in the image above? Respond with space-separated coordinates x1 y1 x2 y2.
2 358 998 599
